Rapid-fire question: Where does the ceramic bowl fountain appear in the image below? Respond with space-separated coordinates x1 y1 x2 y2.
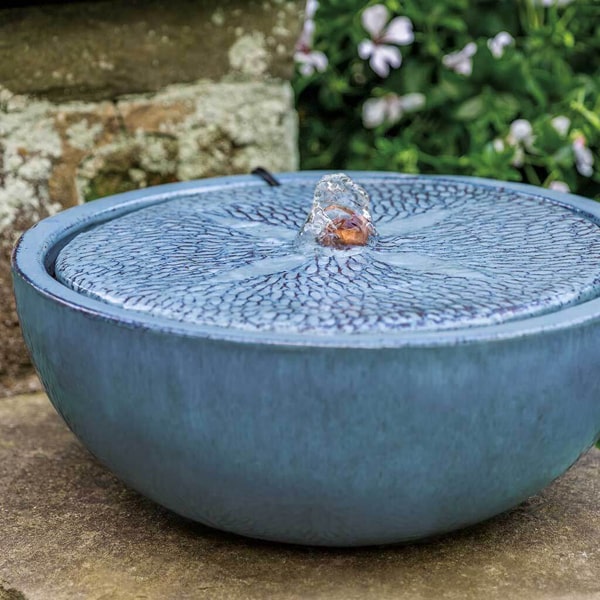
12 171 600 546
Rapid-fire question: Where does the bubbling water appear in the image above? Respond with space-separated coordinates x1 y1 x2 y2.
299 173 376 249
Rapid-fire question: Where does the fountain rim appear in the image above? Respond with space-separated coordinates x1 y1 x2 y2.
12 171 600 349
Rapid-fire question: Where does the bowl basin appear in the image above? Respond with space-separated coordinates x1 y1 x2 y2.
12 172 600 546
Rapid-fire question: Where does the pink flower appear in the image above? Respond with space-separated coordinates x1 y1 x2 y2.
358 5 414 78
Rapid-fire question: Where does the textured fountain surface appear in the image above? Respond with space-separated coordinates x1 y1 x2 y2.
55 176 600 335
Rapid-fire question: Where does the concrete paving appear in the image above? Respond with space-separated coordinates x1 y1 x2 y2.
1 392 599 600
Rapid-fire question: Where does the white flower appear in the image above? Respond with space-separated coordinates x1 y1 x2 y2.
362 92 425 128
549 181 570 192
533 0 575 6
507 119 534 147
305 0 319 19
511 147 525 167
295 4 328 76
487 32 514 58
398 92 426 112
492 138 505 152
551 115 571 137
295 49 328 76
573 135 594 177
296 1 321 57
363 96 401 128
358 5 414 78
442 42 477 76
506 119 534 167
297 16 315 50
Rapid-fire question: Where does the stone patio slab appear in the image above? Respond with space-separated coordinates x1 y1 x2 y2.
1 392 599 600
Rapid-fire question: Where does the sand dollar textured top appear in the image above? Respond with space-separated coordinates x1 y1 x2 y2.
54 174 600 336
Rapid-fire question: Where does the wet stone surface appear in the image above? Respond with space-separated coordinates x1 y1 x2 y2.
55 177 600 335
1 392 599 600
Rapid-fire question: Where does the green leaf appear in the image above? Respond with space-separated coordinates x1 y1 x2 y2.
454 96 485 121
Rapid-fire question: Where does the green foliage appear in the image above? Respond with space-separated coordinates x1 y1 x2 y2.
294 0 600 199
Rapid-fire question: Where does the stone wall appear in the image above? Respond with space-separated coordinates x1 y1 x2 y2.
0 0 303 396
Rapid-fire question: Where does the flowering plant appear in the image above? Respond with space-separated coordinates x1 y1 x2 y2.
294 0 599 199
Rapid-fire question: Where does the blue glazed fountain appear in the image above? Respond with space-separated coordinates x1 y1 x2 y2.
12 172 600 546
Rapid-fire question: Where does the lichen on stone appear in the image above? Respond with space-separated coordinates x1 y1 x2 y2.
228 33 269 77
211 8 225 26
65 119 104 151
136 132 178 176
0 90 62 230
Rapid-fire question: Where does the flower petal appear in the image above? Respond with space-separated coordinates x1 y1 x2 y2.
381 16 414 46
385 95 404 123
295 52 314 76
511 146 525 167
509 119 533 144
398 92 425 112
370 45 402 77
495 31 514 46
310 50 328 72
361 4 389 39
362 98 388 128
549 181 570 192
358 39 375 59
296 19 315 50
573 139 594 177
305 0 319 20
442 43 477 76
295 50 328 75
534 0 575 6
441 53 457 68
299 62 314 77
463 42 478 57
455 58 473 76
443 54 473 75
550 116 570 137
487 31 514 58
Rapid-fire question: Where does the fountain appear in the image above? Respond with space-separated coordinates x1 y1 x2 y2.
12 171 600 545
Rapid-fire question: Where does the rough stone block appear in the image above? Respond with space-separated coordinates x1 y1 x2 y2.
0 0 303 395
0 0 304 101
0 78 298 394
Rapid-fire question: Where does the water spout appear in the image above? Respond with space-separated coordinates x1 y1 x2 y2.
299 173 375 249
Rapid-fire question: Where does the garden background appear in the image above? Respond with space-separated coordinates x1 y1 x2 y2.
294 0 599 199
